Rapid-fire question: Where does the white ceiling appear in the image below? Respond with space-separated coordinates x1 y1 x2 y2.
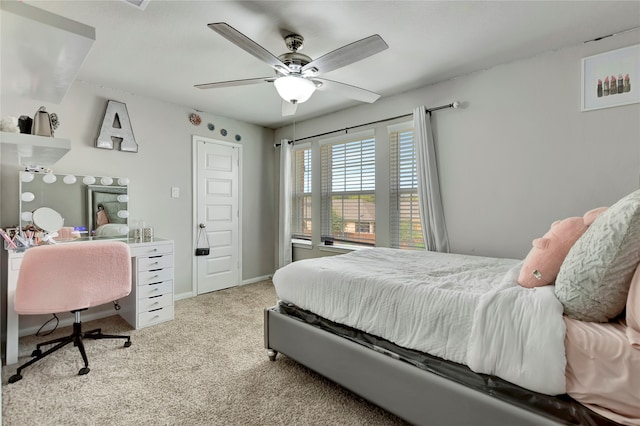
11 1 640 129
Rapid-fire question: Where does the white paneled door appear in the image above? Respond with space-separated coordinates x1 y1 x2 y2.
195 138 241 294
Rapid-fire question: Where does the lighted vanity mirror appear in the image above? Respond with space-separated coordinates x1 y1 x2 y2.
20 172 129 237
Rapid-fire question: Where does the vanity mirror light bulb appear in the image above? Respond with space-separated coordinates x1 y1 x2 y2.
117 210 129 219
118 177 129 186
21 172 35 183
83 176 96 185
21 192 35 202
100 177 113 186
117 194 129 203
21 211 33 222
63 175 77 185
42 173 57 184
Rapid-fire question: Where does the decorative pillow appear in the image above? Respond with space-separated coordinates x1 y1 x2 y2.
518 207 607 288
555 189 640 322
627 264 640 347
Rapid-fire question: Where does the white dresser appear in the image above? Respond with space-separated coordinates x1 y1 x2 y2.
4 238 174 365
119 239 174 329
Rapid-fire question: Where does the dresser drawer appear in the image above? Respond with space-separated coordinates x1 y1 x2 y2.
138 280 172 298
139 293 172 312
137 254 173 271
138 268 173 285
138 305 174 328
130 243 173 257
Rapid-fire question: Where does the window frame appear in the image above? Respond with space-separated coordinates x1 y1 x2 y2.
291 143 312 241
320 130 376 246
389 123 424 249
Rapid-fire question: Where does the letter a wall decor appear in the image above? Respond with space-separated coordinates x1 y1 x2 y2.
96 100 139 152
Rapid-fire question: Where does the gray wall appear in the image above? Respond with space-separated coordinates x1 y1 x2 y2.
275 31 640 261
1 80 276 302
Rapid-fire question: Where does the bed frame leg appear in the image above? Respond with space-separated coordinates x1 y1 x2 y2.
267 349 278 361
264 308 278 361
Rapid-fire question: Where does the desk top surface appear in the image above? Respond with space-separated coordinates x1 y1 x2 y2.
6 236 172 255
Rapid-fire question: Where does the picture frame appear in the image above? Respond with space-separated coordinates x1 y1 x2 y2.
581 44 640 111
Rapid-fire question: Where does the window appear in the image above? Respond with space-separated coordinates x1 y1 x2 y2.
292 147 312 239
390 127 424 249
321 135 375 245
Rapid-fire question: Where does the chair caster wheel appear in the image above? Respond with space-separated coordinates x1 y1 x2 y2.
78 367 90 376
8 374 22 383
124 341 131 348
31 349 42 357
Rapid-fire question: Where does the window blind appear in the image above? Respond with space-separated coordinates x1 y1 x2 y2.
321 136 376 245
292 147 312 239
390 128 424 249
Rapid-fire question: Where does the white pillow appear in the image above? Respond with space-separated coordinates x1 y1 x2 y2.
555 189 640 322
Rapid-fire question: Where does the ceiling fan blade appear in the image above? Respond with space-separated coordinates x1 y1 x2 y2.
314 78 381 103
195 77 275 90
208 22 289 73
282 100 298 116
301 34 388 75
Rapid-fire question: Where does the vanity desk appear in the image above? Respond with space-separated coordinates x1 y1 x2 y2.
5 237 174 365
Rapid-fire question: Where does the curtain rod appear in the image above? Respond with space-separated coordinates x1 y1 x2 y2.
274 101 460 147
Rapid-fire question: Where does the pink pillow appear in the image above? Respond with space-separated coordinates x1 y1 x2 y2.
627 264 640 347
518 207 607 288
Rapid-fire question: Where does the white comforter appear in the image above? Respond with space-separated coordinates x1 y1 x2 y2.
273 248 566 395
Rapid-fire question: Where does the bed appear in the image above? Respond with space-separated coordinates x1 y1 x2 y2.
264 190 640 426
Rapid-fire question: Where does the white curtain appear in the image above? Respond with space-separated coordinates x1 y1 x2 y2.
413 106 450 252
278 139 293 267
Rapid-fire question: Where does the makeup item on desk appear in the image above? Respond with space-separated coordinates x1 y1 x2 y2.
143 226 153 241
624 74 631 92
617 74 624 94
14 232 28 247
0 229 18 249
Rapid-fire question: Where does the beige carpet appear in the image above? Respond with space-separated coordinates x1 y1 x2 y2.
2 280 407 425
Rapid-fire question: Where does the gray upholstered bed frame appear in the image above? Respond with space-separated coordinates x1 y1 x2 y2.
264 307 562 426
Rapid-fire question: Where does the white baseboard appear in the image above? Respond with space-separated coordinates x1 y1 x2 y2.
241 274 272 286
174 291 194 301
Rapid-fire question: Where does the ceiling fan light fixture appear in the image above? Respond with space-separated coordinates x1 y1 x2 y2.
274 76 316 103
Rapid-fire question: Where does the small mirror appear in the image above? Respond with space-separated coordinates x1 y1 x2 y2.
87 184 129 236
32 207 64 232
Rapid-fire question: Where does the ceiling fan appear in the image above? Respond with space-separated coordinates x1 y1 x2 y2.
195 23 389 116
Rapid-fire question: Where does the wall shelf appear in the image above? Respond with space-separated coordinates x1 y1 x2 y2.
0 131 70 167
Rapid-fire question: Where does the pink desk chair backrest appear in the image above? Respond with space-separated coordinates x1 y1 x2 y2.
15 241 132 315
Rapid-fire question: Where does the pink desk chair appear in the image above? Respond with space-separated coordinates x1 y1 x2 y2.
8 241 132 383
